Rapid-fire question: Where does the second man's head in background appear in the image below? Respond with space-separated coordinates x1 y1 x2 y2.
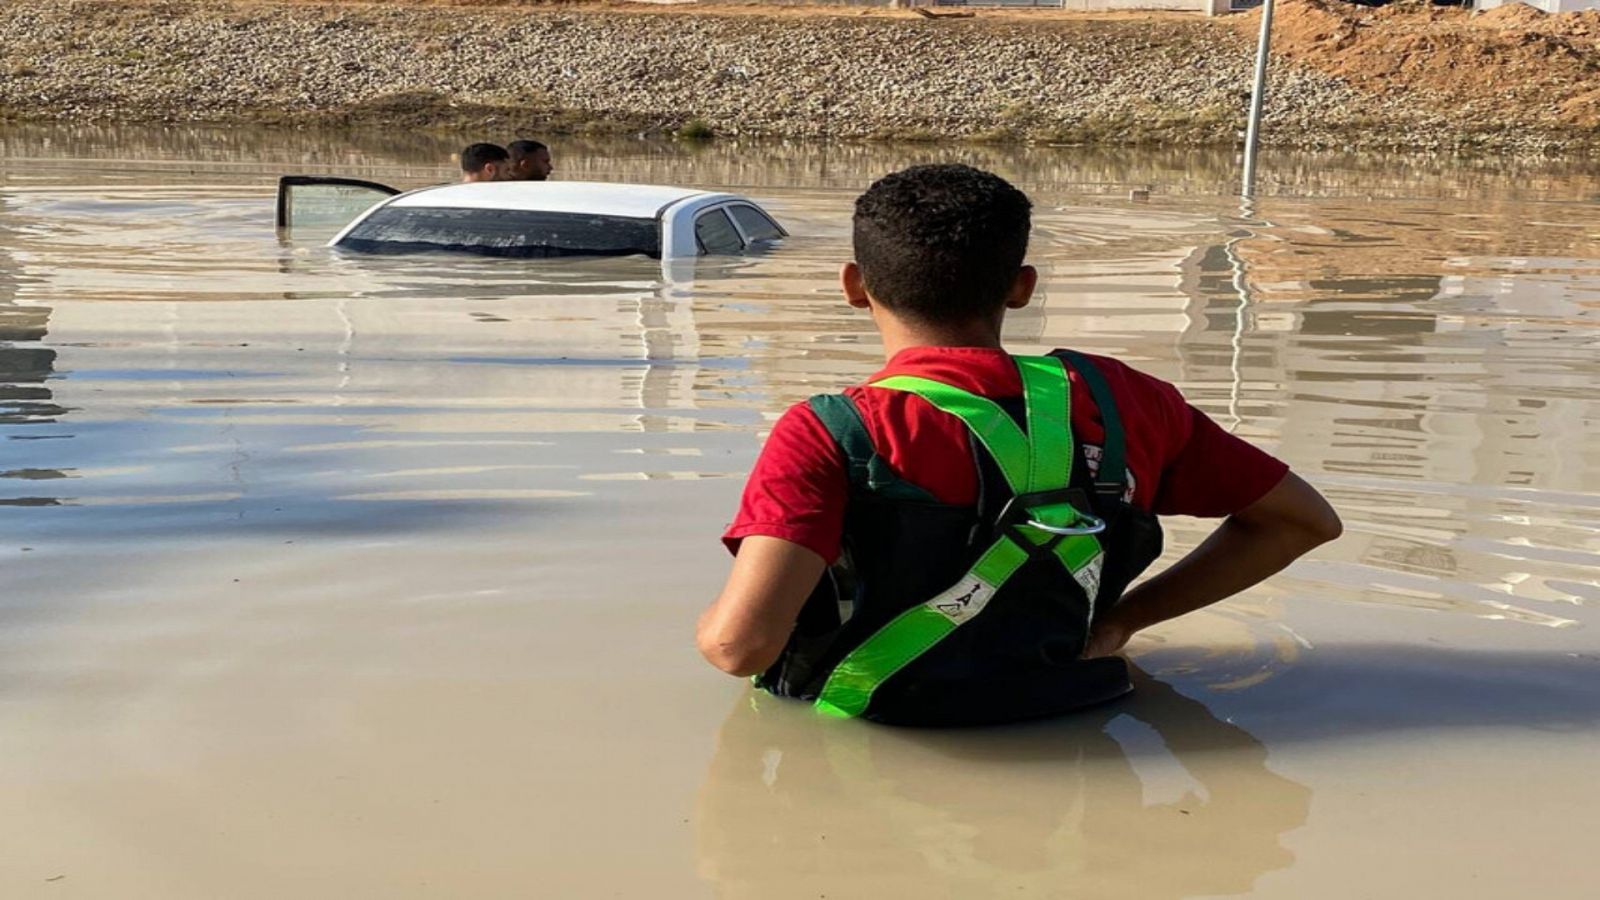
508 140 554 181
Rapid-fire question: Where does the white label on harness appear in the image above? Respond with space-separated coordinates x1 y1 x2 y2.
926 576 998 625
1074 554 1104 605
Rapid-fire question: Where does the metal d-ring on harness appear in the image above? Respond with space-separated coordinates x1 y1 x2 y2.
813 355 1109 719
1028 512 1106 536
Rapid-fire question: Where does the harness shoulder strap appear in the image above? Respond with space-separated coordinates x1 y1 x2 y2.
806 394 934 502
1051 349 1126 502
867 375 1033 492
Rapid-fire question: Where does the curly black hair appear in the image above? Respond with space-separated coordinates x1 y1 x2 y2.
852 164 1032 325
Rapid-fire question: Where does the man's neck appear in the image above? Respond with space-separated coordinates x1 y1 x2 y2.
876 311 1005 360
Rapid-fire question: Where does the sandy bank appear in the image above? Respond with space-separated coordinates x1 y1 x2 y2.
0 0 1596 152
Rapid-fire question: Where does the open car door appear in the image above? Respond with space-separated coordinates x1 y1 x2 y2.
275 176 401 232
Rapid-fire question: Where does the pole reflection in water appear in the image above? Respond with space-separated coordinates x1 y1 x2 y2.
0 194 71 502
1167 196 1599 624
695 669 1310 899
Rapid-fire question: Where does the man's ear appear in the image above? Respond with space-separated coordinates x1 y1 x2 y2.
841 262 871 310
1004 265 1038 310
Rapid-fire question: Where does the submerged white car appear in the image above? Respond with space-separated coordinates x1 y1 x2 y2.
276 177 786 260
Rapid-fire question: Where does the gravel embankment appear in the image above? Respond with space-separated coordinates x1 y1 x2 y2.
0 0 1592 152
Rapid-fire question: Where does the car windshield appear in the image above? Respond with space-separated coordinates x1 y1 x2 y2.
335 206 661 259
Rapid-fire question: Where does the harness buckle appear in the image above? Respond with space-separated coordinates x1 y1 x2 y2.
996 488 1104 539
1092 479 1123 497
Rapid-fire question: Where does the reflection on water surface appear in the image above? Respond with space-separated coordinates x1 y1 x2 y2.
2 126 1599 898
699 671 1311 900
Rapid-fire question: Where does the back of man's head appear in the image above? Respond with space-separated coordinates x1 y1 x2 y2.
460 142 510 176
852 164 1032 325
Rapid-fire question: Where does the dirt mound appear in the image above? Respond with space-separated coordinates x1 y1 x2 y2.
1561 86 1600 125
1266 0 1353 45
1473 7 1600 37
1240 0 1600 128
1527 9 1600 36
1473 3 1546 29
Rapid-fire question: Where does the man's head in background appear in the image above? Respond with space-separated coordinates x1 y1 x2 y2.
460 143 511 183
508 140 553 181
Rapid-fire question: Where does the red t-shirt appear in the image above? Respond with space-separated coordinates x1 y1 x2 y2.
724 347 1288 563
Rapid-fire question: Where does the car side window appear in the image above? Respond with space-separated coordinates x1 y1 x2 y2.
338 208 661 258
695 208 744 255
728 204 784 243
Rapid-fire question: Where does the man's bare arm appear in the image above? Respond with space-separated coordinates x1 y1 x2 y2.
697 536 828 677
1084 471 1342 658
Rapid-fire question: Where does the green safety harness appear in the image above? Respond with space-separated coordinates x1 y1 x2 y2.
813 355 1109 718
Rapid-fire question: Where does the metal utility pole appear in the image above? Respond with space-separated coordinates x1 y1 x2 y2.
1241 0 1275 199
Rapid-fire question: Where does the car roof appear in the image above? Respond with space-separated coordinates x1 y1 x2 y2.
386 181 717 219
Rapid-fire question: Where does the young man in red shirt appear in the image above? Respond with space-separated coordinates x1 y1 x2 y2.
697 165 1341 725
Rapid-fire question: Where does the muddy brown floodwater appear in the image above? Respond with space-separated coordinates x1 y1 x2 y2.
2 125 1600 898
